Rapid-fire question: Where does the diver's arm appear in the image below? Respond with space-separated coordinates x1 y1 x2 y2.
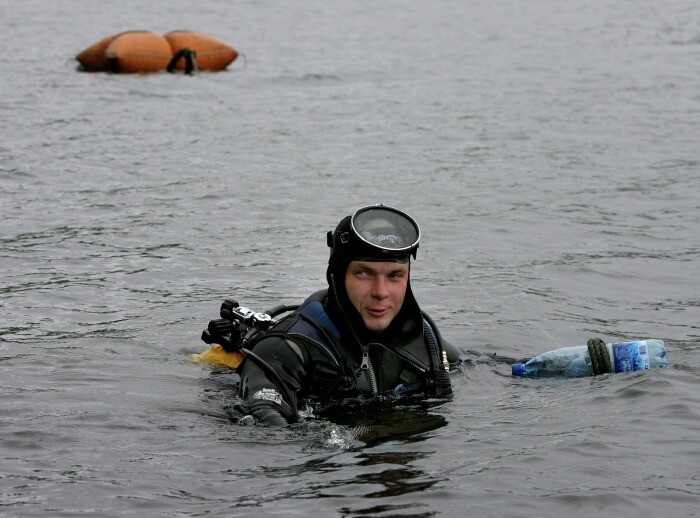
422 312 462 366
438 331 526 366
442 337 462 365
238 336 307 425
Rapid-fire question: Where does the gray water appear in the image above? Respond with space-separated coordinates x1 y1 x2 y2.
2 0 700 516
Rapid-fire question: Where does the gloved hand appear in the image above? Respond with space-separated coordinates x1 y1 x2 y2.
206 318 239 351
246 399 294 426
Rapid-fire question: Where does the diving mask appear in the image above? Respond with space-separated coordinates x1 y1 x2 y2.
328 204 420 261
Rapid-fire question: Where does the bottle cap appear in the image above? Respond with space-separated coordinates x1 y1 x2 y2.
511 363 525 376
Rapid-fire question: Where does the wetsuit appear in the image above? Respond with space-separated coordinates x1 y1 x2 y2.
238 289 460 425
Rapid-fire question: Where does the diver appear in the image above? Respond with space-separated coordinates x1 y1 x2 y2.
207 205 462 425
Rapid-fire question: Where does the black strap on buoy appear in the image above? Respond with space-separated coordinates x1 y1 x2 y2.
167 48 198 75
587 337 612 375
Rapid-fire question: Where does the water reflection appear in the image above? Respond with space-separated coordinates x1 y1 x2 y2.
352 453 438 498
346 406 447 447
257 445 444 516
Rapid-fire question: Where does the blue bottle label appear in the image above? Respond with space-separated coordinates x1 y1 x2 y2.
611 341 650 373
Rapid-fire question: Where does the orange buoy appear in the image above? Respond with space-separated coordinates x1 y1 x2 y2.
164 31 238 71
76 31 173 73
105 32 173 73
75 33 122 71
76 31 237 74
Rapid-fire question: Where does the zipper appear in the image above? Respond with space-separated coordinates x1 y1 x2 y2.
369 341 427 374
360 344 378 394
441 350 450 372
329 273 378 394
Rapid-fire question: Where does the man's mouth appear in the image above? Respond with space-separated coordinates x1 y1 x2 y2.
365 307 389 317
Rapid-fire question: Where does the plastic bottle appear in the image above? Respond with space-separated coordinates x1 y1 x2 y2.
511 339 667 377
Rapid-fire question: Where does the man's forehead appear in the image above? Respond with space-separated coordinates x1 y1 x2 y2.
348 260 409 272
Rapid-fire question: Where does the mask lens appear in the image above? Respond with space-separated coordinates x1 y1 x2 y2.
351 206 420 252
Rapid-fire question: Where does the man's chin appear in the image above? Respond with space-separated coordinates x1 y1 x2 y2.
362 318 390 333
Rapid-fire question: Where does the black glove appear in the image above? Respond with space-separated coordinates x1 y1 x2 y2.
245 399 294 426
206 318 239 351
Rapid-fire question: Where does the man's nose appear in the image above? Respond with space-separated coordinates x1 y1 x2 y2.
370 276 389 298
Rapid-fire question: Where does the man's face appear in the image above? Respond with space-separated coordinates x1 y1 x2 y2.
344 260 409 332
